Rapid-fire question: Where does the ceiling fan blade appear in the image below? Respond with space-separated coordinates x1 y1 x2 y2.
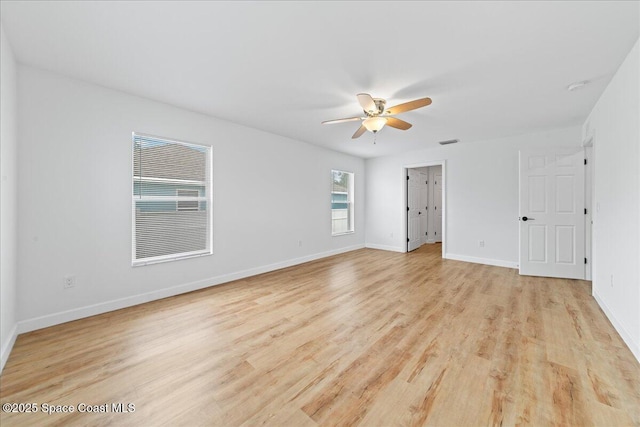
357 93 377 114
352 125 367 139
385 97 432 115
386 117 412 130
322 117 362 125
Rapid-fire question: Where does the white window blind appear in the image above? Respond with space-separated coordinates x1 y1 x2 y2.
177 189 200 211
132 133 212 266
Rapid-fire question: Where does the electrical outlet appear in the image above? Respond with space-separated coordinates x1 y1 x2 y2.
63 275 76 289
298 240 303 247
479 240 485 248
610 274 614 288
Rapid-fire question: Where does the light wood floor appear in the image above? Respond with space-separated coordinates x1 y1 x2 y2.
1 245 639 426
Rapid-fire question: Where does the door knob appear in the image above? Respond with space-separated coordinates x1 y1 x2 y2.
521 216 535 221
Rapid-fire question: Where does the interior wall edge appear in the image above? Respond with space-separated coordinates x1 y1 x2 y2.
364 243 405 253
593 291 640 363
0 324 18 373
444 253 519 270
0 22 19 375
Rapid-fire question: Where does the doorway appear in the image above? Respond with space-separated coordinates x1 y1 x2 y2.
404 161 446 257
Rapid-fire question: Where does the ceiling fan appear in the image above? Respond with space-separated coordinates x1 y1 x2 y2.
322 93 432 139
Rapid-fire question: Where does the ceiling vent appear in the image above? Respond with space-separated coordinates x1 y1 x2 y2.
567 80 590 91
438 139 459 145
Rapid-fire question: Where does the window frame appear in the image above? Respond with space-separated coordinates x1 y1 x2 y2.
331 169 355 236
131 132 213 266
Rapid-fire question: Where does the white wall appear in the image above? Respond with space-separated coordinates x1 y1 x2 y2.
0 24 19 371
584 39 639 362
17 66 365 331
365 126 582 267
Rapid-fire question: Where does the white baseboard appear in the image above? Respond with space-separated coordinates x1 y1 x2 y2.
593 292 640 364
365 243 405 253
1 324 18 373
445 253 518 269
17 244 365 335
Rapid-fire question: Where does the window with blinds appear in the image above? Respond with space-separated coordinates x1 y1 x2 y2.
132 133 212 266
331 170 354 235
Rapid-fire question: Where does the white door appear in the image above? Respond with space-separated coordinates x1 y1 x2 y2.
420 172 428 244
519 148 585 279
433 171 443 242
407 169 421 251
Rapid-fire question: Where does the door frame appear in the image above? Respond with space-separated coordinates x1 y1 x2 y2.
419 170 428 245
403 160 447 256
428 166 443 243
583 134 594 281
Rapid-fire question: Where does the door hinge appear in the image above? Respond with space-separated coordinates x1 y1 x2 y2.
435 181 437 185
584 159 587 165
426 232 428 236
584 208 587 214
407 206 410 212
584 257 587 264
435 231 437 235
407 175 410 180
426 180 428 184
407 238 410 242
435 206 437 210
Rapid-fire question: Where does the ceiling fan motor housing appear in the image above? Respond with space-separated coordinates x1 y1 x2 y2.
366 98 386 116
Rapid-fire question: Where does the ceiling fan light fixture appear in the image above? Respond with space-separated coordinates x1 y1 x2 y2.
363 116 387 133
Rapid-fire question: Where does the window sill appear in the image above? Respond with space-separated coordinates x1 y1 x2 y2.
132 250 212 267
332 231 354 237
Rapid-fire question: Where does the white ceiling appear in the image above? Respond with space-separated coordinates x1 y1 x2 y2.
1 1 638 158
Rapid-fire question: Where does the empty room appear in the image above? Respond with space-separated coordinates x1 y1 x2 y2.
1 1 639 426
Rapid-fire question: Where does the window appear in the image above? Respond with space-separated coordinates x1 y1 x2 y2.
176 189 200 211
331 170 354 235
132 133 212 266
